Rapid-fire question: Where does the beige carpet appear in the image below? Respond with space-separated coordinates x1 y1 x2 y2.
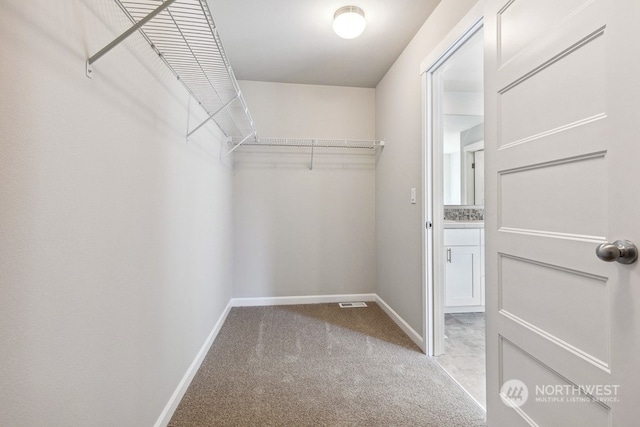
168 303 486 426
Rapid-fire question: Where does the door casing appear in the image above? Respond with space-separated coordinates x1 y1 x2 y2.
421 5 485 357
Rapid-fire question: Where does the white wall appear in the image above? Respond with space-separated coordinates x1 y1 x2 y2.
236 81 376 139
233 81 376 298
444 91 484 115
444 151 462 205
0 1 233 425
375 0 479 335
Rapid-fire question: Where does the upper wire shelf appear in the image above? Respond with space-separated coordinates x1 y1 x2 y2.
230 137 385 170
87 0 257 145
230 137 384 150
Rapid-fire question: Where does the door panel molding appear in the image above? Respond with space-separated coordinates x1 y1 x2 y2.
499 336 612 426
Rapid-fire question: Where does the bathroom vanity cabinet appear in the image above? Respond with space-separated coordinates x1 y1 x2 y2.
444 225 485 313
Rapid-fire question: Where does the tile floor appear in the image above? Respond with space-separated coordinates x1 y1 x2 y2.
436 312 486 409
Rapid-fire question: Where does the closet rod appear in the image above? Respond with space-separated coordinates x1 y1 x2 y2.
231 139 385 150
237 143 379 149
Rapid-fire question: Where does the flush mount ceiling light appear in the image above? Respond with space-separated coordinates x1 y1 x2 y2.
333 6 366 39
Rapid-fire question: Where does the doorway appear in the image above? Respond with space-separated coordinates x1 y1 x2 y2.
423 18 485 409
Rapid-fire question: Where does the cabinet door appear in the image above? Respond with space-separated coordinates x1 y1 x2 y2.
444 245 481 307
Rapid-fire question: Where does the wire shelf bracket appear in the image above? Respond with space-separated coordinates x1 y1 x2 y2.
186 94 238 140
86 0 258 152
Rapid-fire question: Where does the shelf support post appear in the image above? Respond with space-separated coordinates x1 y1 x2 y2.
86 0 179 78
310 139 316 170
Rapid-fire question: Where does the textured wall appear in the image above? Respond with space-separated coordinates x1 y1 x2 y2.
233 81 376 298
0 1 233 425
375 0 480 337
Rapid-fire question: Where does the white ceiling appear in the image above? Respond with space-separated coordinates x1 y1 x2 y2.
208 0 442 88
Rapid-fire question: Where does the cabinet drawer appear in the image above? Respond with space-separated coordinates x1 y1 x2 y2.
444 228 481 246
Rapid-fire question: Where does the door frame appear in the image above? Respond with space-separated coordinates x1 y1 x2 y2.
421 4 484 356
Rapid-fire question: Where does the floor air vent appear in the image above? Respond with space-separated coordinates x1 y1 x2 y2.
338 302 368 308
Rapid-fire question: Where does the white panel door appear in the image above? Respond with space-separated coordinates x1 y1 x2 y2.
485 0 640 425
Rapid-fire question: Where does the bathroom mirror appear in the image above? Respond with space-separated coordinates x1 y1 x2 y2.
434 27 484 207
443 115 484 206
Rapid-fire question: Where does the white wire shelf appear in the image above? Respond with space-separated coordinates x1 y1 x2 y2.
231 137 384 149
87 0 257 145
230 137 385 170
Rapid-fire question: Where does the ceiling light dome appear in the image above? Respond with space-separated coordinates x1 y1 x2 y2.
333 6 366 39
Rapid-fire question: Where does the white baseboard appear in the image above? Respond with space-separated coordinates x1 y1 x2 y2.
375 295 425 352
231 293 377 307
154 299 233 427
